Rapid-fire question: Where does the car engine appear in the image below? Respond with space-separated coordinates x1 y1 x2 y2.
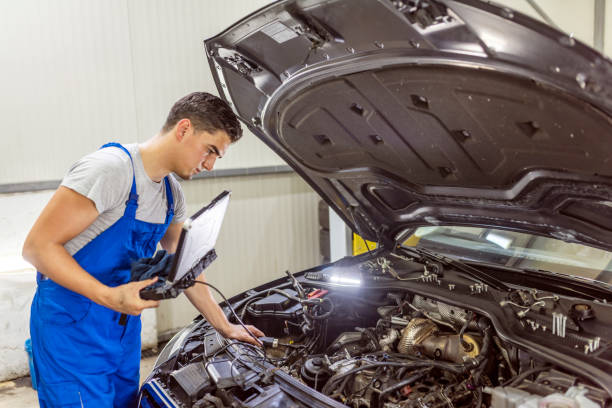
139 253 611 408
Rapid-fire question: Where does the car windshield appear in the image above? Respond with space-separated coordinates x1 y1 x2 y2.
402 226 612 285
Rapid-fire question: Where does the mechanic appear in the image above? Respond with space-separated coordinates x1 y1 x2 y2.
22 92 264 407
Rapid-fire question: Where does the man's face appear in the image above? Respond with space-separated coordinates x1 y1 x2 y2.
177 127 231 180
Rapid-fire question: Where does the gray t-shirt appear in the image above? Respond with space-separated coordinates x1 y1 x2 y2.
62 143 187 255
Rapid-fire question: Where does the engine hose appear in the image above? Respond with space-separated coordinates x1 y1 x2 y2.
471 318 492 406
378 368 431 402
329 375 352 399
322 361 466 395
474 387 483 408
502 365 552 387
269 288 328 308
269 288 303 303
356 327 380 351
240 296 263 320
305 298 334 320
473 319 491 368
459 311 474 349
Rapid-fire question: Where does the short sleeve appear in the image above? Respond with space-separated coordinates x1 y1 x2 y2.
61 148 132 214
168 175 187 224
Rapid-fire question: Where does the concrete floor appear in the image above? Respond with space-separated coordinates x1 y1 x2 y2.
0 354 159 407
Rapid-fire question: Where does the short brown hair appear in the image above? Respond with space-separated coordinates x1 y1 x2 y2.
162 92 242 142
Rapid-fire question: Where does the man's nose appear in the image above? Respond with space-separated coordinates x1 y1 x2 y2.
202 155 217 171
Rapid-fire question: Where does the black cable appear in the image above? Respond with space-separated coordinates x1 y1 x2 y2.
239 296 263 320
356 327 380 351
329 375 352 399
285 270 306 299
322 360 466 395
186 336 254 365
502 365 552 387
219 340 265 360
193 281 269 363
378 369 431 402
269 288 304 303
474 387 483 408
230 350 269 387
356 368 380 397
229 357 244 387
305 297 334 320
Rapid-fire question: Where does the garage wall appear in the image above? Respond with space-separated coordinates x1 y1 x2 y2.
0 0 280 187
607 0 612 56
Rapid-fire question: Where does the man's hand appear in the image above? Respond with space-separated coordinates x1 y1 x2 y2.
99 277 160 315
221 323 265 347
184 274 265 347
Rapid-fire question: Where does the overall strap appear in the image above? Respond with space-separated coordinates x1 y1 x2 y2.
100 143 138 217
163 177 175 224
36 143 139 284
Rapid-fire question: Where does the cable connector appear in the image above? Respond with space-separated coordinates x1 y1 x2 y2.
259 336 279 348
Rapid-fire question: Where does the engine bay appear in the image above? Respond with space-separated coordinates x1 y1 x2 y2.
139 250 612 408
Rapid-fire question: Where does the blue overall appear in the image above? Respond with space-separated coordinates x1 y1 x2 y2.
30 143 174 407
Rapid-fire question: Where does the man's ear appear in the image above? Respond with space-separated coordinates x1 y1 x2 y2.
175 119 191 142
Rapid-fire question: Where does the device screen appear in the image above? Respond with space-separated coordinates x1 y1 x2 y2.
174 193 230 281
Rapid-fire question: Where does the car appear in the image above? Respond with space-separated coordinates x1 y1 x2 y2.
138 0 612 407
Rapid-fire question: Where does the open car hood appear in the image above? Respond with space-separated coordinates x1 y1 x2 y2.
205 0 612 250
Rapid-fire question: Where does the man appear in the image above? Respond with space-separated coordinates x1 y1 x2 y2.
23 92 264 407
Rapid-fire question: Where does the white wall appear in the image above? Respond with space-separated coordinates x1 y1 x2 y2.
0 191 49 382
606 0 612 56
0 190 156 381
0 0 280 186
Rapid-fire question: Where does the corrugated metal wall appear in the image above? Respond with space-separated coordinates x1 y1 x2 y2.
0 0 280 185
607 1 612 56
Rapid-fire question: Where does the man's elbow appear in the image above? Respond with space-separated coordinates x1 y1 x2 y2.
22 234 42 266
22 239 34 265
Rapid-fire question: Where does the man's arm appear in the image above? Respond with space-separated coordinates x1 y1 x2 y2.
184 274 264 346
159 223 264 346
159 222 183 254
22 186 160 315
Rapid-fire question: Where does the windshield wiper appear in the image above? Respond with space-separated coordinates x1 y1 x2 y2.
399 246 510 292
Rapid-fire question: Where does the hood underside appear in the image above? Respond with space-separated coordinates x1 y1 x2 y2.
205 0 612 250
